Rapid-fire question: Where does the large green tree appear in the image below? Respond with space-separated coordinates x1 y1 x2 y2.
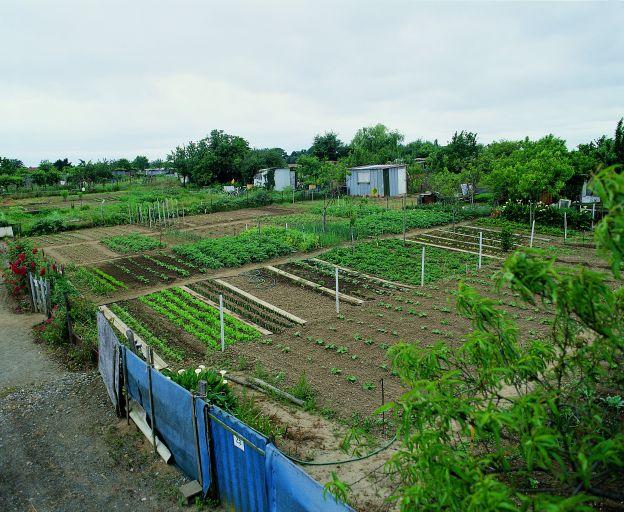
133 155 149 172
240 148 287 184
167 130 251 186
486 136 574 202
349 124 404 166
310 131 347 161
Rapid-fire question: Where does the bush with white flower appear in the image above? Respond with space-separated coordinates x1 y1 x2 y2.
163 366 237 412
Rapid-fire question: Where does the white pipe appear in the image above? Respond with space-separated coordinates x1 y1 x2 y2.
219 294 225 352
478 232 483 269
335 267 340 314
564 212 567 241
530 220 535 248
421 246 425 287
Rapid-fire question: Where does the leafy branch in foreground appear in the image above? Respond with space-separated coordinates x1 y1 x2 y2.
348 166 624 511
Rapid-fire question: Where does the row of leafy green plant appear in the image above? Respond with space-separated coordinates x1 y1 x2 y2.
109 303 185 361
172 227 320 269
189 280 294 332
68 265 128 295
101 233 164 253
320 239 475 286
138 287 260 349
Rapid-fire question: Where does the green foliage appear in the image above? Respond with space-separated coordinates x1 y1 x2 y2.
499 226 515 252
324 239 474 285
590 165 623 276
353 204 489 237
109 304 185 361
361 165 624 510
167 129 250 185
348 124 404 166
486 135 575 202
173 227 319 269
27 213 68 235
68 266 127 295
102 233 164 253
310 131 347 161
139 287 260 349
163 367 237 411
499 200 592 230
288 372 316 408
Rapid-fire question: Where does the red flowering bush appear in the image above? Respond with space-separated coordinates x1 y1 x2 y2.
2 239 55 299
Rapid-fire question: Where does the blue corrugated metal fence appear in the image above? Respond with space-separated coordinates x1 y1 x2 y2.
97 312 353 512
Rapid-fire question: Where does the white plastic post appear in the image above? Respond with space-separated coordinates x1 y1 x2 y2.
564 212 567 241
530 220 535 248
592 202 596 230
219 294 225 352
480 230 484 264
421 246 425 287
335 267 340 314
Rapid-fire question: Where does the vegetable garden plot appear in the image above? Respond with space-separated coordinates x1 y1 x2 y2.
408 232 506 257
274 259 400 300
101 233 164 254
172 227 320 270
97 253 199 288
68 265 128 296
47 242 117 265
27 231 90 247
215 268 556 419
188 279 298 333
138 287 261 350
321 239 477 286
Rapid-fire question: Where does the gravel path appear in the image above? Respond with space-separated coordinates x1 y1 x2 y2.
0 285 191 511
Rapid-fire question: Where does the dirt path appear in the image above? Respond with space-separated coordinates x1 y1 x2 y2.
0 285 191 512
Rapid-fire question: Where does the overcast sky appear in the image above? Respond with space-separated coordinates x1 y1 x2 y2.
1 1 623 166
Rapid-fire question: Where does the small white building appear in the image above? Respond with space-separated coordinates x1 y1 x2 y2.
253 168 296 191
346 164 407 197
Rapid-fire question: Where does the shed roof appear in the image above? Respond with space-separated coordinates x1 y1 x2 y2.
349 164 407 171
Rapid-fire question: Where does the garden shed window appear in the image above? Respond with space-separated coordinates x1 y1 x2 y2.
357 171 371 184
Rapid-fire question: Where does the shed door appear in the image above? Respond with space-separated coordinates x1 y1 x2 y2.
383 168 390 197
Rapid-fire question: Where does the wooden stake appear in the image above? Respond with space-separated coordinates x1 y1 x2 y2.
147 347 157 457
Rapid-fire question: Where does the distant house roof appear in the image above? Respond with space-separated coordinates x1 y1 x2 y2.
349 164 407 171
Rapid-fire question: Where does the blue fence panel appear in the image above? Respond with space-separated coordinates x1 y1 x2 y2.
150 370 200 482
96 312 121 414
195 398 213 496
124 348 151 417
265 444 354 512
209 406 269 512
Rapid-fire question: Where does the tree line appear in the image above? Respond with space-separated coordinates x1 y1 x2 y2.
2 119 623 202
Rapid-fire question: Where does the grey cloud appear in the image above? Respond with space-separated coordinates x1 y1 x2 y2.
1 0 622 165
